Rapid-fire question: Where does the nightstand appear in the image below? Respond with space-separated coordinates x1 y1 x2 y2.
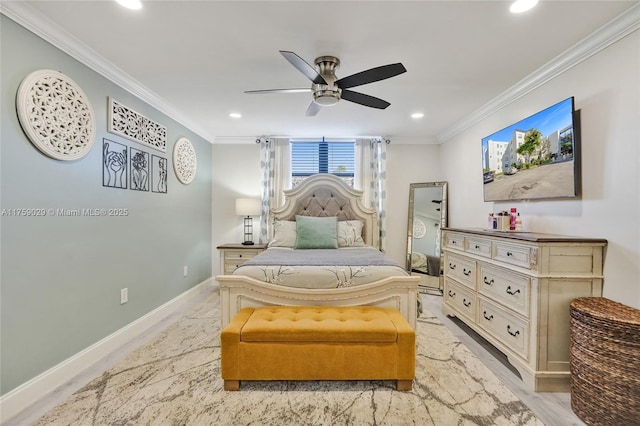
217 243 267 274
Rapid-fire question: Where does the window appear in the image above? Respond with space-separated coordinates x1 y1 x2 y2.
290 139 355 187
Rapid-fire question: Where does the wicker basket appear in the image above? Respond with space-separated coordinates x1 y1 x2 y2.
570 297 640 426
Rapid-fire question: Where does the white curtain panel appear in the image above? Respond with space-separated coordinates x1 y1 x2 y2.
355 138 387 251
259 138 291 243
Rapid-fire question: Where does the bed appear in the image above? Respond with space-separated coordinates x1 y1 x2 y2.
216 174 420 328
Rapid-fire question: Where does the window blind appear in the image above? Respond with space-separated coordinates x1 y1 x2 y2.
291 140 355 177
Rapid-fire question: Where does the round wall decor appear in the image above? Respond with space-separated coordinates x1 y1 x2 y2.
16 69 96 161
413 219 426 239
173 137 197 184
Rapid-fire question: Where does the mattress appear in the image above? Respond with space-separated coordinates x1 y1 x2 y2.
232 247 409 289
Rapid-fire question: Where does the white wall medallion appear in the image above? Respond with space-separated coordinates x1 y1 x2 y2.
108 97 167 152
16 69 96 161
413 219 426 239
173 137 197 184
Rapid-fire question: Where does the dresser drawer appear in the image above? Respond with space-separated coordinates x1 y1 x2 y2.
478 297 529 360
478 264 530 317
466 236 492 258
445 232 465 250
494 241 532 269
444 279 476 322
445 253 476 289
223 249 262 273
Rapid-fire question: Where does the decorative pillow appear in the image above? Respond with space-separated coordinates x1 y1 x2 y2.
337 220 366 247
268 220 297 248
295 215 338 249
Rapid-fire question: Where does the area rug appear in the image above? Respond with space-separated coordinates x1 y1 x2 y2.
35 289 543 425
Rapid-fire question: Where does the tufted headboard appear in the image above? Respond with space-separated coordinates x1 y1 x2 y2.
269 174 380 248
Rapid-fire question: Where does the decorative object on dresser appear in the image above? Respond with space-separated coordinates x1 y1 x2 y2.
16 69 96 161
235 198 262 245
406 182 448 295
442 227 606 392
569 297 640 426
217 243 267 275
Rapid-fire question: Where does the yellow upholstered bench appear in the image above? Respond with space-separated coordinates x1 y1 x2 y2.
221 305 416 391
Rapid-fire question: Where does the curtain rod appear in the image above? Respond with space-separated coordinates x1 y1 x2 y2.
256 137 390 144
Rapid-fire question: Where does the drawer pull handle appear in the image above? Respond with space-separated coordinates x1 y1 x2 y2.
463 268 471 276
239 254 243 258
448 290 456 297
452 240 457 245
483 277 494 286
507 325 520 337
506 286 521 295
474 244 480 249
463 299 471 307
506 251 513 257
449 263 456 270
483 311 493 321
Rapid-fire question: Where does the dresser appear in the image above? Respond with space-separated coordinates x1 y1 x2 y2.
442 228 606 392
217 243 267 274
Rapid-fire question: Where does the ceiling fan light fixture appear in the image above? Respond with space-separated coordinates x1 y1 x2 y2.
314 95 340 107
510 0 538 13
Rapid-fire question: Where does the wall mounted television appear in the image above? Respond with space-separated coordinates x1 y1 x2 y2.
481 96 579 202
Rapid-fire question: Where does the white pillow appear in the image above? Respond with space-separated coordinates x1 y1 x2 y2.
268 220 297 247
337 220 366 247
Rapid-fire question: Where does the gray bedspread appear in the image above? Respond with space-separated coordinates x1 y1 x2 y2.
242 247 402 267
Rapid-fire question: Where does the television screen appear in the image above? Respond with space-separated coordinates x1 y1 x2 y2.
482 97 578 202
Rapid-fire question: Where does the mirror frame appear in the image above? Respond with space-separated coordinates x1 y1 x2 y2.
406 182 448 293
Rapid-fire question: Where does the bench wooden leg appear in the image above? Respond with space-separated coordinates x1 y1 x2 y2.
396 380 412 391
224 380 240 391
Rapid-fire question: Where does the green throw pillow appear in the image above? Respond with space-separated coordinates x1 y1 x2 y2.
295 216 338 249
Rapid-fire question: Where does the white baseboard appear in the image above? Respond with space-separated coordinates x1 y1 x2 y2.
0 278 214 423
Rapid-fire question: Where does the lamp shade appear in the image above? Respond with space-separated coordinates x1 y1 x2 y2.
235 198 262 217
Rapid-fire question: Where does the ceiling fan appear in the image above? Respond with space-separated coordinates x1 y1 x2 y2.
245 50 407 116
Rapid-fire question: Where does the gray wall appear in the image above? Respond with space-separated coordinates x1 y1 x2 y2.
0 17 212 395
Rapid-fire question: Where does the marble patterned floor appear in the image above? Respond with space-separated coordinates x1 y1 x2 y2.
31 289 543 425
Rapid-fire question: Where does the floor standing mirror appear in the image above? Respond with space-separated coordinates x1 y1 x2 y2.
406 182 448 294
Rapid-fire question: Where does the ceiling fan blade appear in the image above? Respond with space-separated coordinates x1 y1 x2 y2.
305 101 321 116
336 63 407 89
245 88 312 94
280 51 327 85
341 90 390 109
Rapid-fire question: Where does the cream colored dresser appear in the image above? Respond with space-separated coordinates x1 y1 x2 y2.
217 243 267 274
442 228 606 392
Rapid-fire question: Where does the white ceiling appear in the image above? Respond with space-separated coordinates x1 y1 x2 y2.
3 1 638 144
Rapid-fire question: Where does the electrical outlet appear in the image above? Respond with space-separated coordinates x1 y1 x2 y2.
183 265 188 277
120 288 128 304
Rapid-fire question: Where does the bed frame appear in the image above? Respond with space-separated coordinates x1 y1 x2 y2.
216 174 420 328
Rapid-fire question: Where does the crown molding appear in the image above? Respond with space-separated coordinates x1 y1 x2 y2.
1 2 216 144
437 3 640 144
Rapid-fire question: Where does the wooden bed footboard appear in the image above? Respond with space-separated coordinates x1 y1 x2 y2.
215 275 420 329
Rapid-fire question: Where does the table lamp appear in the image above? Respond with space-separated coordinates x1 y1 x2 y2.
235 198 262 245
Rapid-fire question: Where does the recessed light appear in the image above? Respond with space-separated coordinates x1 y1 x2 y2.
229 113 242 119
115 0 142 10
411 112 424 119
510 0 538 13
